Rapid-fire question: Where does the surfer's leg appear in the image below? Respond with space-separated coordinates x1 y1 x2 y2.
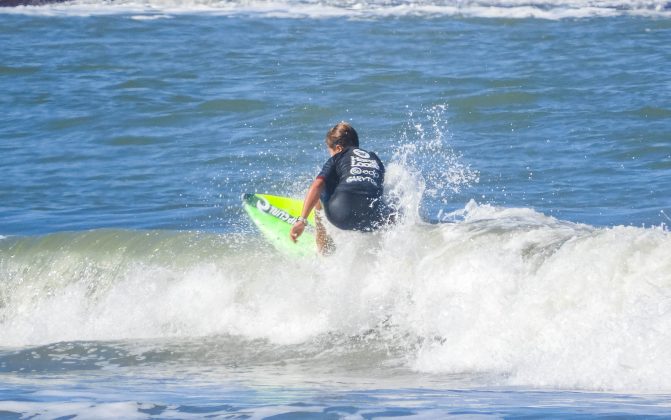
315 201 335 255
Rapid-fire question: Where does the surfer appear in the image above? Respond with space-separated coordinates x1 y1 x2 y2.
289 122 393 253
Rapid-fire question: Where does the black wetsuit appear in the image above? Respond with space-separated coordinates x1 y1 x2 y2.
317 147 391 231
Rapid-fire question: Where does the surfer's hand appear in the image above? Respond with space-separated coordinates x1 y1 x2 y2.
290 221 305 242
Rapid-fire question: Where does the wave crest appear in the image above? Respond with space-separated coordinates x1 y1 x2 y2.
3 0 670 19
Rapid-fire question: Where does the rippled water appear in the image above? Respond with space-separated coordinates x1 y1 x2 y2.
1 1 671 418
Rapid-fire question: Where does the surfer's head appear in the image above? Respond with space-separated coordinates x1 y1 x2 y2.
326 122 359 156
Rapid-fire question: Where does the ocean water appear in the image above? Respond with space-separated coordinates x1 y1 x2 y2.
1 0 671 418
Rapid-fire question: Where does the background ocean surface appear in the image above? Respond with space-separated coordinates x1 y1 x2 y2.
1 0 671 418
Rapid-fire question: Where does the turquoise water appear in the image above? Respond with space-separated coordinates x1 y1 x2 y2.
1 1 671 418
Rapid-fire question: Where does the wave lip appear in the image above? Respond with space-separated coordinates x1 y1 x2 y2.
2 0 670 19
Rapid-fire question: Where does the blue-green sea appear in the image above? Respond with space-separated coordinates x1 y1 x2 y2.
1 1 671 418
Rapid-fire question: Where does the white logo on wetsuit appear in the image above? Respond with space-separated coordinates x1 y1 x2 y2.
350 167 378 177
352 149 370 159
346 175 378 185
351 156 380 169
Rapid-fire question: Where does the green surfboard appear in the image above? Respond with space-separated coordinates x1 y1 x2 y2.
242 193 316 257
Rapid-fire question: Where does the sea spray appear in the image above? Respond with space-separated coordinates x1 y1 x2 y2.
385 104 479 223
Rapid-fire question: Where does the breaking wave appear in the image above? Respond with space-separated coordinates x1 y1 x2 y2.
1 203 670 391
2 0 670 19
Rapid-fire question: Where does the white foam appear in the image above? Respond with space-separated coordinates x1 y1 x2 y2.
408 209 671 391
2 0 670 20
0 401 145 420
1 205 671 391
129 14 173 20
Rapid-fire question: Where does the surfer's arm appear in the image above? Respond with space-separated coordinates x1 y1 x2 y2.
290 178 325 242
